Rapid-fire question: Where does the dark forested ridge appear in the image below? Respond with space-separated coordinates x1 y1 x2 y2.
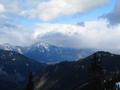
35 51 120 90
1 49 120 90
0 49 46 90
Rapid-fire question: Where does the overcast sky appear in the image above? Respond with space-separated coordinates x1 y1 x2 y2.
0 0 120 50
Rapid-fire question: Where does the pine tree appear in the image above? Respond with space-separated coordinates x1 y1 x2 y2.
26 72 34 90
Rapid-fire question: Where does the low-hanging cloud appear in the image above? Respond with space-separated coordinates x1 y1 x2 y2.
0 19 120 51
33 19 120 50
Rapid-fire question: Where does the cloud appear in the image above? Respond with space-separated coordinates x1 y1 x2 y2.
0 3 5 13
1 19 120 52
0 0 109 21
104 0 120 24
2 0 23 15
0 0 120 53
21 0 109 21
0 22 34 46
32 19 120 50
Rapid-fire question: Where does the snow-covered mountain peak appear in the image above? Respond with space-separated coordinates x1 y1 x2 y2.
31 42 50 51
0 43 23 54
36 42 49 48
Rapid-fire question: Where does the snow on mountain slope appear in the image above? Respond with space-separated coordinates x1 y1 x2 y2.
0 43 23 54
0 42 95 63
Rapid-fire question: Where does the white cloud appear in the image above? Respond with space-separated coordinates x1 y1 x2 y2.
0 0 120 53
0 23 34 46
32 19 120 50
0 0 110 21
1 19 120 52
0 3 5 13
21 0 109 21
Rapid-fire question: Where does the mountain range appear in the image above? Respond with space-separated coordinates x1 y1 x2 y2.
1 42 120 90
0 47 120 90
0 42 95 63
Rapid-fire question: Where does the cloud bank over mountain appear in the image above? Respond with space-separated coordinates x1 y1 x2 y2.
1 19 120 50
0 0 120 51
